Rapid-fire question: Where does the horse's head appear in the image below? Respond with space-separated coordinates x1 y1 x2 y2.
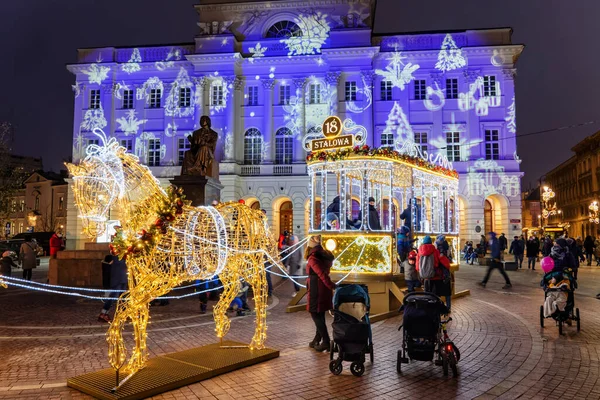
66 129 126 230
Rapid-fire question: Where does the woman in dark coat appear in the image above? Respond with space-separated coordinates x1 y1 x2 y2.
584 235 595 266
0 251 18 277
306 235 336 352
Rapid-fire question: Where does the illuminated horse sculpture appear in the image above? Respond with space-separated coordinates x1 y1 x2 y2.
66 129 277 376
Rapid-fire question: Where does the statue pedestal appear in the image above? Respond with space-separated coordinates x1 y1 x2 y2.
170 175 223 206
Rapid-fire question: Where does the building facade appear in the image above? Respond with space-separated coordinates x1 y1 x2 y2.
545 131 600 238
65 0 524 249
3 171 68 237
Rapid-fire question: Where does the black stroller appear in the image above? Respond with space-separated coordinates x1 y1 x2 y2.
329 284 373 377
397 292 460 377
540 269 580 334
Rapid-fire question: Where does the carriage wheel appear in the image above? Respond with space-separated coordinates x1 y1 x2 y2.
396 350 402 374
539 305 544 328
350 362 365 377
576 308 581 332
448 352 458 377
329 360 342 375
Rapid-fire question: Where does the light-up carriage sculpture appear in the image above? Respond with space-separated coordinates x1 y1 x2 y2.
306 147 461 316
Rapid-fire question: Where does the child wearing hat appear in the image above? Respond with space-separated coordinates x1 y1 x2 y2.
403 250 421 293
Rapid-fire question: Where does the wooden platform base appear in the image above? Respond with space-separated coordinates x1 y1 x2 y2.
67 341 279 400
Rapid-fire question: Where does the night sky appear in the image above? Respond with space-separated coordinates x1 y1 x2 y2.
0 0 596 187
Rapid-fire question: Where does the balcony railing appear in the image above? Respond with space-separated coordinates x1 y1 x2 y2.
273 165 293 175
240 165 261 176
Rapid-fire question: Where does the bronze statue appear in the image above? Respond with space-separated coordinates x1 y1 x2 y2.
181 115 219 177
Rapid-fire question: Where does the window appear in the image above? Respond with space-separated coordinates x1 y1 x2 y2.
275 128 293 165
90 89 101 109
483 75 497 97
485 129 499 160
11 201 16 213
19 223 23 234
380 80 392 101
244 128 262 165
149 89 162 108
122 90 134 109
87 139 99 149
414 132 428 155
247 86 259 106
178 137 190 166
381 129 394 148
279 85 291 105
266 21 302 38
58 196 64 211
120 139 133 152
211 83 223 106
309 84 321 104
414 80 426 100
345 81 357 101
179 87 191 108
446 78 458 99
446 132 461 162
34 195 40 211
148 139 161 166
19 200 24 212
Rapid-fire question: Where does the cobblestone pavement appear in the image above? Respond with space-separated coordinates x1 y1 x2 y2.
1 261 600 399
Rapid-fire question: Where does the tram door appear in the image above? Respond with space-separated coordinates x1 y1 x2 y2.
280 201 294 234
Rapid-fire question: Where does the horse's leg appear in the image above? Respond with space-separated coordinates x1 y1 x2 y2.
212 271 239 343
126 301 150 374
107 296 129 372
246 254 268 350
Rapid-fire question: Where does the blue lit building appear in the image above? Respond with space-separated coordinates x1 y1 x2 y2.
66 0 524 249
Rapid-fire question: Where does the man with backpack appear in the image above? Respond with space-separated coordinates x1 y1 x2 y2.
479 232 512 289
416 235 451 312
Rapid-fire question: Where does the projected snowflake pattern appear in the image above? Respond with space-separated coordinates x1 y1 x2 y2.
249 42 268 58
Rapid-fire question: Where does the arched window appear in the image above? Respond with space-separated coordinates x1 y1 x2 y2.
279 201 293 234
484 199 493 234
275 127 293 165
34 193 40 211
303 126 323 151
266 21 302 38
250 200 260 210
244 128 263 165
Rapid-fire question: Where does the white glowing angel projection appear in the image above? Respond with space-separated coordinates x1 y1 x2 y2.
281 12 330 56
436 34 466 72
116 110 147 136
66 128 277 376
375 51 420 91
80 105 107 132
72 82 82 98
164 68 194 118
82 62 111 85
122 48 142 74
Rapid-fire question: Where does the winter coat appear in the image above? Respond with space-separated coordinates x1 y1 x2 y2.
584 236 595 253
306 245 336 313
436 238 450 258
284 245 303 273
355 205 382 230
416 243 441 279
0 256 17 276
396 233 413 257
399 206 411 228
49 234 64 256
429 255 452 297
479 236 488 253
19 241 39 270
326 197 341 219
499 235 508 251
403 259 419 281
109 255 128 288
526 239 540 257
489 234 501 260
542 239 553 257
509 239 525 256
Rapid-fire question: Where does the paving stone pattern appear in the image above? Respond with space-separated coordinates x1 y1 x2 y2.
1 262 600 399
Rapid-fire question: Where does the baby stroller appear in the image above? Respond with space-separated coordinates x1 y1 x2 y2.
397 292 460 377
329 284 373 377
540 269 580 335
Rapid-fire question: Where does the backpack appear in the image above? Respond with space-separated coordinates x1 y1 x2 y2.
419 253 436 279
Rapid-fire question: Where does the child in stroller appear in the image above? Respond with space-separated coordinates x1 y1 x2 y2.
329 284 373 377
539 266 580 334
397 292 460 377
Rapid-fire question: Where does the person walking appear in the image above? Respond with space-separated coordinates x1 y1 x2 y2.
584 235 595 266
19 235 39 281
499 233 508 258
284 234 303 295
49 232 65 259
0 251 18 278
479 235 488 254
509 235 525 268
98 255 128 323
526 236 540 270
479 232 512 289
305 235 336 352
594 236 600 266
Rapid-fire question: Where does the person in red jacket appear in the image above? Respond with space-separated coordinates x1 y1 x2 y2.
416 235 451 311
49 232 64 259
305 235 336 352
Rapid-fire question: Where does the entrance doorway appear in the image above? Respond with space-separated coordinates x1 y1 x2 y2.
279 201 293 234
484 199 493 234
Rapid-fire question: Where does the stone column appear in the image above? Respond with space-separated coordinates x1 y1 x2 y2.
360 71 375 147
293 78 307 163
262 79 275 164
102 84 114 138
224 76 239 163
